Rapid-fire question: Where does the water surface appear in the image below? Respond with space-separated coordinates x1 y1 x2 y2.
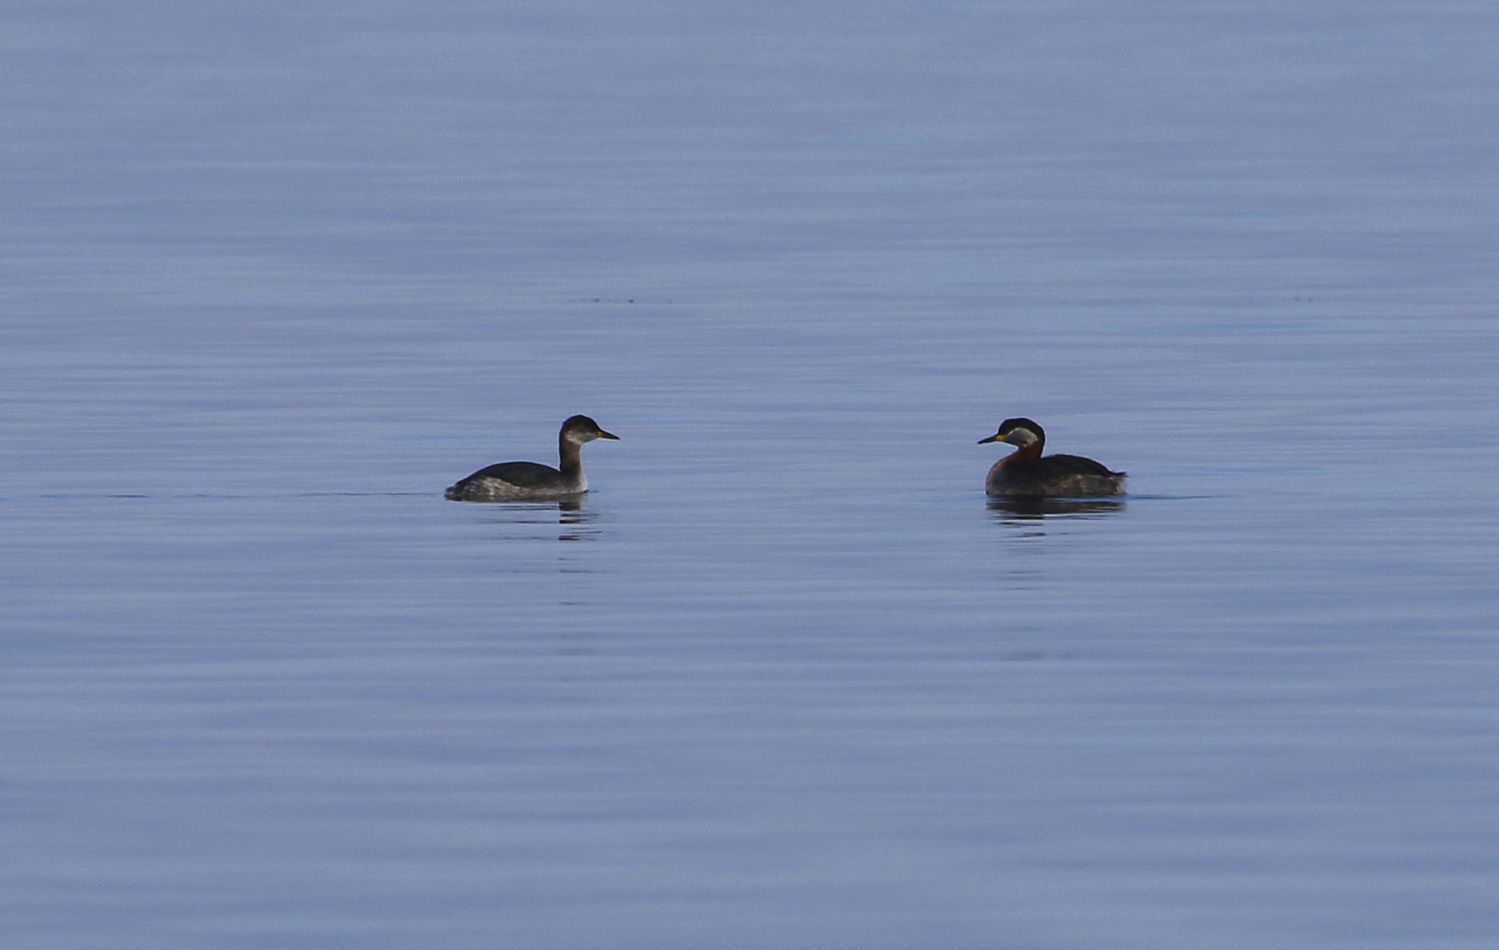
4 2 1499 948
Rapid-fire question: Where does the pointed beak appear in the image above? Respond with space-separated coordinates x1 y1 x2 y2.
597 429 620 440
977 433 1001 444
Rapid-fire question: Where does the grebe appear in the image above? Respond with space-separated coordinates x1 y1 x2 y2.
445 415 619 501
978 417 1124 497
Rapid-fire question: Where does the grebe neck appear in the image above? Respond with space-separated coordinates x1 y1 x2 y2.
1010 440 1044 463
558 436 583 476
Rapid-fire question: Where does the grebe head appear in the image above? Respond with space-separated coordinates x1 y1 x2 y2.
977 417 1044 449
561 414 620 445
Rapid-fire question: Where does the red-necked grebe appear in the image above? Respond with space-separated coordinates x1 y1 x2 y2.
445 415 619 501
978 417 1124 497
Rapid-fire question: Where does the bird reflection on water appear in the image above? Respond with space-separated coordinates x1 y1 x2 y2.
472 499 601 543
554 499 596 543
987 496 1126 521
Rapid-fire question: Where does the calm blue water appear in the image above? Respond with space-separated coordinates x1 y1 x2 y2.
4 2 1499 948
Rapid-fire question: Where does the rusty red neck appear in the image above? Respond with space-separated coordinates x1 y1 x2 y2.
1006 440 1044 464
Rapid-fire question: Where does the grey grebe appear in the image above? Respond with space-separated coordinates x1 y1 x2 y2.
445 415 619 501
978 417 1124 497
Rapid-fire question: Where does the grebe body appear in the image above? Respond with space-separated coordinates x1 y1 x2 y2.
979 417 1124 497
446 415 618 501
